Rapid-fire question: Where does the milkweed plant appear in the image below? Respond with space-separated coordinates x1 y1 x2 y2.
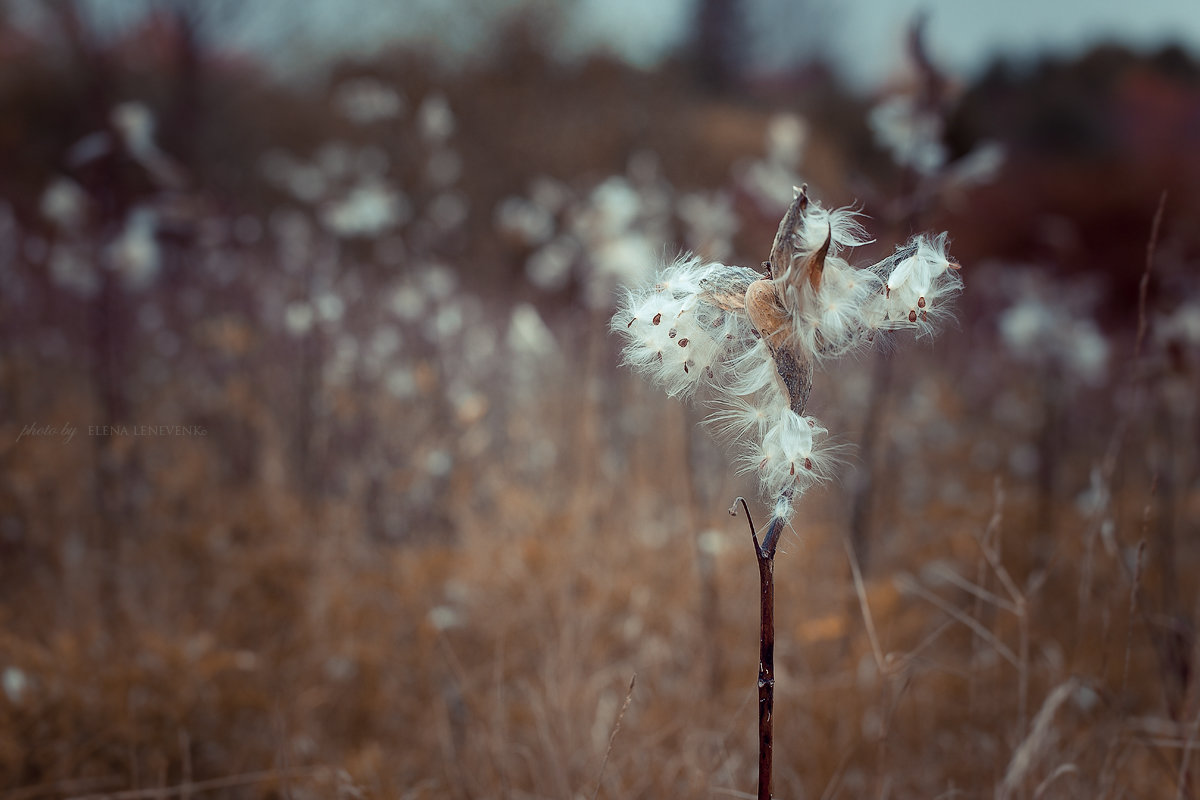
611 184 962 525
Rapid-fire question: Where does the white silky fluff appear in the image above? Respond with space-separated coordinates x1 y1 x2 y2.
611 202 959 524
771 199 961 360
771 205 872 288
612 255 840 524
869 232 962 336
612 256 753 399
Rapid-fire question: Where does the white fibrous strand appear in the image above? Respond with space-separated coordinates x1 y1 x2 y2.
611 188 960 523
611 257 839 521
772 198 960 362
611 257 756 400
869 232 962 334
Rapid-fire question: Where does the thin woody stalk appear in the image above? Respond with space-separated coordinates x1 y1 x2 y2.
738 194 815 800
735 498 785 800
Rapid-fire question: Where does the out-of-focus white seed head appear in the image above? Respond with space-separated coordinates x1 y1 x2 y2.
421 264 457 301
417 93 455 143
315 291 345 323
678 190 738 262
999 294 1108 385
525 236 577 291
334 77 405 124
320 180 409 238
2 667 27 704
508 303 557 361
868 95 947 175
765 113 808 170
111 101 156 159
49 244 98 296
388 284 425 322
496 196 555 246
1156 302 1200 348
585 233 659 310
40 177 87 233
105 206 160 290
285 301 315 337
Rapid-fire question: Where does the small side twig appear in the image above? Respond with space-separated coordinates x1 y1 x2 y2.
895 574 1019 668
998 680 1079 800
1135 190 1168 363
1122 539 1147 696
591 673 636 800
842 532 884 672
64 769 326 800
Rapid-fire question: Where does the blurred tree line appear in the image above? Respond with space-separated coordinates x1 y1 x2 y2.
1 0 1198 315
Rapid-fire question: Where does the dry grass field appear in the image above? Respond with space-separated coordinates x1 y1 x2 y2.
1 6 1199 798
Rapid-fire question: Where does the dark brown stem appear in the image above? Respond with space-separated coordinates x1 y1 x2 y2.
755 526 778 800
732 499 786 800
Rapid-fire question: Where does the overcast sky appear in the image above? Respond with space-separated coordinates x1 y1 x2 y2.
563 0 1200 87
14 0 1200 90
831 0 1200 86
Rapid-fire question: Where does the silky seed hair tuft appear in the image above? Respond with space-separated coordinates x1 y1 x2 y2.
612 185 960 523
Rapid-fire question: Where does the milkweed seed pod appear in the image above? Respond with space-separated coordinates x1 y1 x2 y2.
612 185 961 523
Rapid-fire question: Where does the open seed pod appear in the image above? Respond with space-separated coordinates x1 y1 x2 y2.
740 186 833 417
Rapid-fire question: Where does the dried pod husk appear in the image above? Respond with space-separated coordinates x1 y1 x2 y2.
745 278 812 416
745 279 790 347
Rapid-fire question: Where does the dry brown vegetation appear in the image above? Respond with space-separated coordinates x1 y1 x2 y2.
1 7 1199 799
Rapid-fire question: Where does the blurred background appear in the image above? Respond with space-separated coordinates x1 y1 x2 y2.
1 0 1199 797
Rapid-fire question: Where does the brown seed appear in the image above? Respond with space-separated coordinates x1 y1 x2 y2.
705 366 714 380
683 363 690 373
652 313 662 325
908 309 917 323
678 338 689 347
627 318 636 328
920 309 928 322
759 458 769 471
918 296 926 308
789 462 796 476
804 457 813 470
